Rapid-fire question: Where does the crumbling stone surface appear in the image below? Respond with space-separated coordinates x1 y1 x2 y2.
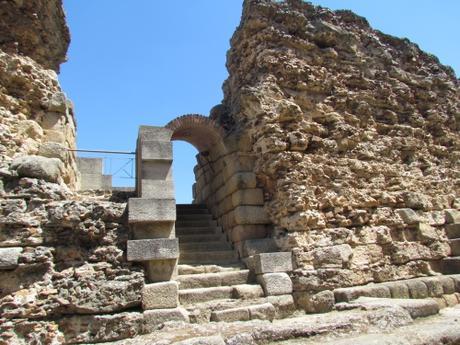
212 0 459 293
0 0 70 72
0 177 144 343
0 0 78 189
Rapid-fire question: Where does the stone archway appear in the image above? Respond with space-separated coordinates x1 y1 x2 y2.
165 114 226 153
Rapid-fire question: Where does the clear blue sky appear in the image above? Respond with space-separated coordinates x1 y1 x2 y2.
60 0 459 203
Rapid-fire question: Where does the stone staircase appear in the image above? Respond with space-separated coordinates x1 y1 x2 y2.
443 221 460 274
175 204 296 323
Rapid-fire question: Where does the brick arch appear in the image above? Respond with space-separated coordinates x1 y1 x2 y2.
165 114 226 152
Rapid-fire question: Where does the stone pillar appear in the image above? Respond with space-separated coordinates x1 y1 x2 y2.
127 126 178 283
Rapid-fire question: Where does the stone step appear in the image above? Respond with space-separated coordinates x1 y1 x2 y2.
449 239 460 256
185 294 296 323
176 214 214 221
176 226 221 236
179 286 234 305
446 224 460 239
178 264 244 275
175 220 218 228
442 257 460 274
179 250 238 265
178 233 224 243
210 302 275 322
176 270 252 289
180 241 231 252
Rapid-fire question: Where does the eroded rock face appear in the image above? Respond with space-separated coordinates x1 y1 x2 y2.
215 0 459 291
0 0 70 72
0 0 79 189
0 177 144 344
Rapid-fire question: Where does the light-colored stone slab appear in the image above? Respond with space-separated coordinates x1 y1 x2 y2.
140 180 175 199
142 281 179 310
253 252 293 274
257 272 293 296
0 247 22 270
138 126 173 142
350 296 439 319
127 238 179 262
140 141 172 161
248 303 276 321
142 307 189 332
210 306 250 322
396 208 420 224
128 198 176 223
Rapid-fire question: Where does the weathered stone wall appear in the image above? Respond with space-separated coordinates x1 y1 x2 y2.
0 0 79 189
0 178 144 344
214 0 460 309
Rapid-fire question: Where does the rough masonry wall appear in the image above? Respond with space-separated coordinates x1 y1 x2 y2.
217 0 460 305
0 2 146 343
0 0 79 189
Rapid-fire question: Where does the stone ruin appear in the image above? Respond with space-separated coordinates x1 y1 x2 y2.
0 0 459 344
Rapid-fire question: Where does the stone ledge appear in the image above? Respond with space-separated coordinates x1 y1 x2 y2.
127 238 179 262
128 198 176 223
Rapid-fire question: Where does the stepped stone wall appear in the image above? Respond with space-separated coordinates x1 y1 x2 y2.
208 0 460 311
0 0 79 189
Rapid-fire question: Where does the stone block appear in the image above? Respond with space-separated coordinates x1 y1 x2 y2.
438 276 456 294
141 281 178 310
142 307 189 332
243 238 278 257
145 259 178 283
350 297 439 319
101 175 112 190
257 272 293 296
210 306 250 322
234 206 270 225
128 198 176 223
446 223 460 239
267 294 296 319
226 173 257 196
445 209 460 224
80 173 103 190
131 222 175 240
139 126 173 142
231 189 264 207
140 141 172 161
253 252 293 274
233 284 264 299
312 244 352 268
382 281 410 299
141 160 172 180
0 247 22 270
77 157 102 174
248 303 276 321
416 223 438 243
404 279 428 299
127 238 179 262
396 208 420 224
230 225 268 243
294 290 335 313
140 180 175 199
420 277 444 297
